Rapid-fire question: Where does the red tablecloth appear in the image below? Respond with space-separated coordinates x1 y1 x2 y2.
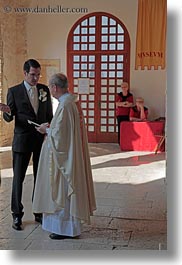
120 121 165 151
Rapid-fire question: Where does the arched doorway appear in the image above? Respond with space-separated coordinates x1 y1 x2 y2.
67 12 130 143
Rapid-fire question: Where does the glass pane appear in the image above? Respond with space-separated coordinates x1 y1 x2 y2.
81 102 87 108
89 16 96 26
81 44 87 50
81 72 87 77
109 103 115 109
117 44 124 50
89 71 95 78
89 36 95 42
74 25 80 34
101 55 107 62
89 110 94 116
89 64 95 70
74 79 78 85
89 56 95 62
109 44 116 50
101 111 107 116
109 72 115 77
81 28 88 34
73 56 80 62
89 95 94 100
117 55 123 61
108 126 114 132
90 87 95 93
73 44 80 50
81 19 88 26
89 44 95 50
109 55 116 61
102 44 108 50
110 18 116 25
90 79 95 85
109 87 115 93
101 95 107 101
117 63 123 70
88 126 94 132
109 95 115 101
109 79 115 85
117 72 123 78
81 64 87 69
73 64 80 70
110 35 116 42
81 36 88 42
74 87 78 93
73 71 79 77
74 36 80 42
101 87 107 93
89 27 95 34
118 25 124 33
118 35 124 42
101 103 107 109
81 56 87 62
81 95 87 100
109 111 115 116
102 36 108 42
101 126 107 132
102 27 108 34
89 103 94 108
101 71 107 78
102 16 108 25
109 119 114 124
101 63 107 70
101 118 107 124
83 110 87 116
110 27 116 34
88 118 94 124
109 64 115 70
117 87 122 93
101 79 107 85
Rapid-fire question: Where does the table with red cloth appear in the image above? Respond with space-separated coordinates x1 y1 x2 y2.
120 121 165 151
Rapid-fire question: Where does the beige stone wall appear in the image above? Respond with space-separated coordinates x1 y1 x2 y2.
0 0 30 146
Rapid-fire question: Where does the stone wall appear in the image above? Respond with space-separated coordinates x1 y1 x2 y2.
0 0 30 146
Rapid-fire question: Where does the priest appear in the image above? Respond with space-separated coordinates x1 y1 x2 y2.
32 73 96 239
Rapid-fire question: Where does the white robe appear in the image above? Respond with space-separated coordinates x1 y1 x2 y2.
33 93 96 236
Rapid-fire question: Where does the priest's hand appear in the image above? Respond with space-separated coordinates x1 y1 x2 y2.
36 123 49 134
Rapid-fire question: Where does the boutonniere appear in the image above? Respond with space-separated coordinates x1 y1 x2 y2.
39 89 47 102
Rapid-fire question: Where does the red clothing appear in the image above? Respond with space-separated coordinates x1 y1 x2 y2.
129 106 148 119
116 92 134 116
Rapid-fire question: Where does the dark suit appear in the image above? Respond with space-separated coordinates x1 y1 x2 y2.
3 81 53 219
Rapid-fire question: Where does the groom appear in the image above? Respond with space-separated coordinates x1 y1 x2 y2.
0 59 53 230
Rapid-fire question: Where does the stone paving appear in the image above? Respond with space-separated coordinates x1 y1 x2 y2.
0 143 167 250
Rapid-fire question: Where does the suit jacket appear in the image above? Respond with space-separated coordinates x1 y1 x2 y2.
3 82 53 152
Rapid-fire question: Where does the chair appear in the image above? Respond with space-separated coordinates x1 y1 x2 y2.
154 117 166 154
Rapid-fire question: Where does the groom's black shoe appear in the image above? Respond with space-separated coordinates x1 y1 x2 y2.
49 233 78 240
12 217 22 231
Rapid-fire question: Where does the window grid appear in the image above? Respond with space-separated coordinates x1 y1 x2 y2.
68 12 130 140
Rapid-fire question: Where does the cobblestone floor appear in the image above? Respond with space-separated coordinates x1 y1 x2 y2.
0 143 167 250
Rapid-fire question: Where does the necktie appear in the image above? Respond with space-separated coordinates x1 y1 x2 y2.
29 86 38 114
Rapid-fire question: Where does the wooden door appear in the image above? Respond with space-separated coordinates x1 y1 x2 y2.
67 12 130 143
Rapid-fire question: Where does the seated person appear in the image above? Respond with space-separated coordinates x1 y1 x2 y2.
129 97 148 121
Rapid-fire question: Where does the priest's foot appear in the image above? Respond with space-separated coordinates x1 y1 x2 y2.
49 233 79 240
